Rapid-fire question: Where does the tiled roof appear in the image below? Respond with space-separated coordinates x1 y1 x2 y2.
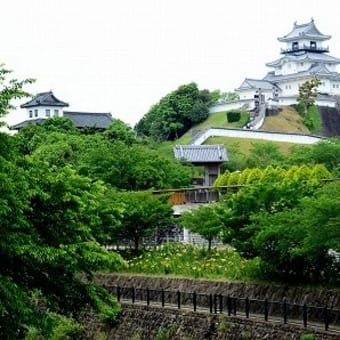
278 20 331 42
10 112 113 130
10 118 46 130
266 52 340 68
174 145 228 163
263 63 340 82
21 91 69 108
236 79 279 91
63 111 113 129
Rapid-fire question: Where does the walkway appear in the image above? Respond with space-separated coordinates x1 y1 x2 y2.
191 126 323 146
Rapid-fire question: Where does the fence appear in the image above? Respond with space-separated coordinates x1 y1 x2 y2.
105 285 340 332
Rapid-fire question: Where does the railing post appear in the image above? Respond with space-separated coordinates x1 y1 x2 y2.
324 306 329 331
117 286 121 302
283 298 287 324
245 297 250 319
214 294 217 314
209 294 213 313
161 289 165 307
131 287 135 303
264 298 268 321
233 297 237 316
303 304 308 328
219 294 223 314
227 295 232 316
177 290 181 309
193 291 197 312
146 287 150 306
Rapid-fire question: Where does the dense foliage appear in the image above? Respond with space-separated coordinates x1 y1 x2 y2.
135 83 218 141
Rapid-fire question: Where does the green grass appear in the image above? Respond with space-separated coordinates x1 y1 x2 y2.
304 105 322 134
119 242 260 281
205 136 297 156
177 111 249 144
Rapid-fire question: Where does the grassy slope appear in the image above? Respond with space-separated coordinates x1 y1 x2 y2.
261 106 310 133
156 106 308 158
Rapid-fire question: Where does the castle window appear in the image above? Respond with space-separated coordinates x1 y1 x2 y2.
29 110 33 118
292 41 299 50
310 41 316 49
45 109 50 117
54 109 59 116
34 109 38 117
300 62 304 66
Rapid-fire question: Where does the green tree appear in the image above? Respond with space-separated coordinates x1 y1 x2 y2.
181 204 225 251
252 181 340 284
297 77 321 116
135 83 214 141
114 191 173 252
104 119 136 145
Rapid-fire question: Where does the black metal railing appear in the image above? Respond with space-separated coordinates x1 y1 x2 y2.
106 285 340 332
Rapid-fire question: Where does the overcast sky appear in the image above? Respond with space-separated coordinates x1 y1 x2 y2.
2 0 340 126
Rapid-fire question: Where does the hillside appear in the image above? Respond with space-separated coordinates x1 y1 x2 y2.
261 106 309 133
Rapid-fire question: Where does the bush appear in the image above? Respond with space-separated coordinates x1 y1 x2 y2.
227 110 241 123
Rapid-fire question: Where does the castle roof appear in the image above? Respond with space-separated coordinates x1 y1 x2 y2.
174 145 228 164
235 78 280 91
266 52 340 68
63 111 113 129
11 112 113 130
278 20 331 42
21 91 69 108
263 63 340 82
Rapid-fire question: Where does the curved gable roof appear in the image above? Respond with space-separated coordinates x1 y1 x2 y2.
21 91 69 108
278 20 331 42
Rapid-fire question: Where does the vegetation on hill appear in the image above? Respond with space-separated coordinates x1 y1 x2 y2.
135 83 220 141
261 106 309 133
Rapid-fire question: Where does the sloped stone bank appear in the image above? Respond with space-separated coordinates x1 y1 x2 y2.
96 274 340 308
105 304 339 340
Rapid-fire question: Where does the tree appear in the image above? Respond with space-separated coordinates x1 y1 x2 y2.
0 64 34 120
135 83 214 141
103 119 136 145
113 191 173 252
297 77 321 116
0 66 126 338
252 181 340 284
181 204 225 251
0 155 126 338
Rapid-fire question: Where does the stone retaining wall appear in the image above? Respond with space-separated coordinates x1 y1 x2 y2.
103 304 339 340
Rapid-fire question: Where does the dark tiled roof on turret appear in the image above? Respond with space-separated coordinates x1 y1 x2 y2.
174 145 228 163
21 91 69 108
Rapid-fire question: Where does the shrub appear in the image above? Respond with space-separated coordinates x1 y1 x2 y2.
227 110 241 123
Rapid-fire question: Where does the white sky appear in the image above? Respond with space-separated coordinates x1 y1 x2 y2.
2 0 340 126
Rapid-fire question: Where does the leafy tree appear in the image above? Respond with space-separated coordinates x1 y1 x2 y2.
216 164 331 257
0 64 34 120
113 191 173 252
297 77 321 116
0 67 126 338
252 181 340 284
181 204 225 251
103 119 136 145
135 83 214 141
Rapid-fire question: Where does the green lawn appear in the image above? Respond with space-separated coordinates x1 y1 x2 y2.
177 111 249 144
205 136 297 155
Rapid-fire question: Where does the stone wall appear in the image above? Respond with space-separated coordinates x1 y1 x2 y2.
96 274 340 308
102 304 339 340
